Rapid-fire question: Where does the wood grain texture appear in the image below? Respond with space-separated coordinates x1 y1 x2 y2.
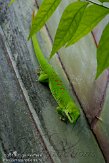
0 30 54 163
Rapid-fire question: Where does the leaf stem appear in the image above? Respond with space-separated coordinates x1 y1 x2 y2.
86 0 109 9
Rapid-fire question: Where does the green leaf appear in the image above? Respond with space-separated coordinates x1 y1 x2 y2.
98 0 109 3
28 0 62 39
50 1 88 58
67 4 109 47
8 0 15 7
96 23 109 78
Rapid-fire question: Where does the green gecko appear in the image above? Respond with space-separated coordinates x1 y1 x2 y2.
31 9 80 124
32 34 80 124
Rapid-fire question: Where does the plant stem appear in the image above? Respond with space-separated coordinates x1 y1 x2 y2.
86 0 109 9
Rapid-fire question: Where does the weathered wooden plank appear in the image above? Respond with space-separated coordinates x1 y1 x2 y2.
0 0 105 163
95 73 109 161
88 69 109 162
0 29 54 163
34 1 106 163
36 0 109 162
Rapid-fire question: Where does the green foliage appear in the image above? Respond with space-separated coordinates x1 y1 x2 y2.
28 0 62 39
96 23 109 78
50 2 88 58
50 3 109 57
26 0 109 78
66 4 109 46
98 0 109 3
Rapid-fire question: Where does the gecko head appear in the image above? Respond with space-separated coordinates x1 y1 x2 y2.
65 102 80 124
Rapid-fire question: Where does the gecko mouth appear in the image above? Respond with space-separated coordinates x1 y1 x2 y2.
65 111 80 124
68 112 73 121
56 107 80 124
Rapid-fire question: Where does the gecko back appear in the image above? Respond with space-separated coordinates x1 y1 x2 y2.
32 34 80 124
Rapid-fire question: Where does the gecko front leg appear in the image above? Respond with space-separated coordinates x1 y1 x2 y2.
56 106 68 123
